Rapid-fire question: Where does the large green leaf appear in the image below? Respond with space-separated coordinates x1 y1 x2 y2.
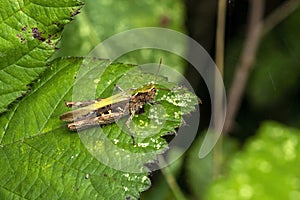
0 0 83 113
206 122 300 200
0 57 198 199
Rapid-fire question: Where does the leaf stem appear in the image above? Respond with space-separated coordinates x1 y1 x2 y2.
160 158 187 200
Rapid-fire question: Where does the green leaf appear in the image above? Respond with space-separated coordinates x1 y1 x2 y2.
0 0 83 113
0 57 198 199
206 122 300 200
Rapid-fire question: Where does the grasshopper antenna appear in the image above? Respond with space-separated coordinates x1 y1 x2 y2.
154 58 162 85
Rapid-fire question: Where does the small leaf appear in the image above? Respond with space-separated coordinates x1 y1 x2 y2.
0 0 83 113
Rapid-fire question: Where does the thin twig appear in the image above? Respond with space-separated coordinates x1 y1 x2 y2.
213 0 227 178
224 0 300 134
263 0 300 36
223 0 265 134
215 0 227 75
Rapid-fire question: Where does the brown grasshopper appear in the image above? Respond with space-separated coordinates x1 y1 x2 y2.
60 59 162 144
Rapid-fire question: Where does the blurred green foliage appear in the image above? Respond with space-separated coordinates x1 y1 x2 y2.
206 122 300 200
54 0 186 74
56 0 184 57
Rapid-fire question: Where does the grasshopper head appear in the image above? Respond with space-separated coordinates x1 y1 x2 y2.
147 85 156 103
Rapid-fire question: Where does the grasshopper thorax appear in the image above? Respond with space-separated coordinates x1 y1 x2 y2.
131 84 156 104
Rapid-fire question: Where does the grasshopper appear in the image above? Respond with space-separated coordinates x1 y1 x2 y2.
60 59 162 143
